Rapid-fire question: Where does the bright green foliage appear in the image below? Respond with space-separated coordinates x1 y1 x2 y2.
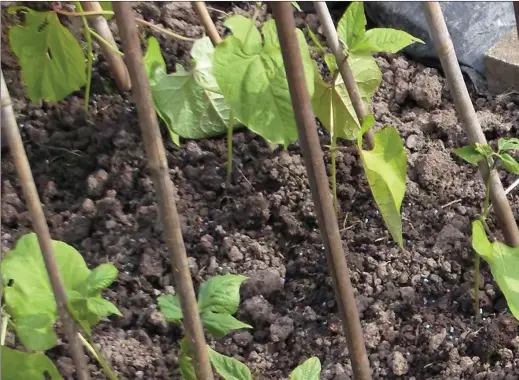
499 137 519 152
453 145 486 165
312 53 381 140
337 2 366 49
1 233 120 351
337 2 424 53
213 16 314 147
1 346 63 380
8 7 87 103
292 2 302 12
472 220 519 320
158 274 251 338
208 345 253 380
157 294 182 322
290 357 322 380
144 37 233 144
358 116 407 247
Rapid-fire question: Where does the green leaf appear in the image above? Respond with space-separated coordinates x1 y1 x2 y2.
8 9 87 103
99 1 113 20
312 54 381 141
1 346 63 380
179 338 197 380
292 2 302 12
351 28 425 54
453 145 486 166
472 220 519 320
290 357 321 380
307 26 325 53
145 37 232 141
213 19 314 147
337 2 366 49
85 263 118 296
197 274 248 315
15 313 57 352
498 137 519 152
87 297 121 318
144 36 166 85
157 294 183 323
323 54 338 77
208 346 253 380
202 311 252 338
475 143 494 158
224 15 262 54
358 124 407 247
499 153 519 174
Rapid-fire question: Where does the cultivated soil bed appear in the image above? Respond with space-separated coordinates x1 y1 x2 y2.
2 2 519 380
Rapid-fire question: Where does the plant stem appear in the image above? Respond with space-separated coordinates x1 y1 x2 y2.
76 2 92 113
271 4 372 380
192 2 222 45
78 333 118 380
112 4 214 380
134 18 197 41
226 112 235 185
89 28 124 56
331 136 337 214
1 71 91 380
474 252 481 321
55 9 114 17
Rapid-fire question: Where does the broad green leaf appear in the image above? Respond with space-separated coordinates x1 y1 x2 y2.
15 313 57 352
290 357 321 380
87 297 121 318
145 37 232 140
85 263 118 296
8 9 87 103
498 137 519 152
144 37 166 85
197 274 248 315
143 37 179 146
312 54 381 141
337 2 366 49
292 2 302 12
224 15 262 54
453 145 486 166
208 346 253 380
157 294 183 323
475 143 494 158
179 337 197 380
213 19 314 146
358 122 407 247
472 220 519 320
99 1 113 20
202 311 252 338
351 28 425 54
499 153 519 174
1 346 63 380
1 233 119 349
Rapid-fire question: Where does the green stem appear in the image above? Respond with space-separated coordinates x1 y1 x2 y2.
78 333 118 380
0 315 8 345
226 112 235 185
135 18 196 41
76 2 92 114
55 9 114 17
89 28 124 56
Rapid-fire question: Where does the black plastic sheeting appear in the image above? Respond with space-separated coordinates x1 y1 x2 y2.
364 2 517 93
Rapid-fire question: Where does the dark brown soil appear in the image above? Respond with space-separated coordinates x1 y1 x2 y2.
2 2 519 380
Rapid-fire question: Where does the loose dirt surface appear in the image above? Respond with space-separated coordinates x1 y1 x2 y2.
2 2 519 379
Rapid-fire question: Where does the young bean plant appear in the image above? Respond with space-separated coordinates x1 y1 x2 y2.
157 274 252 378
454 138 519 321
1 233 121 379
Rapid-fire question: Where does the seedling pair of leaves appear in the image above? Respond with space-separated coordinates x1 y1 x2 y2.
157 274 252 378
1 233 121 380
194 351 321 380
311 2 422 247
454 138 519 320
